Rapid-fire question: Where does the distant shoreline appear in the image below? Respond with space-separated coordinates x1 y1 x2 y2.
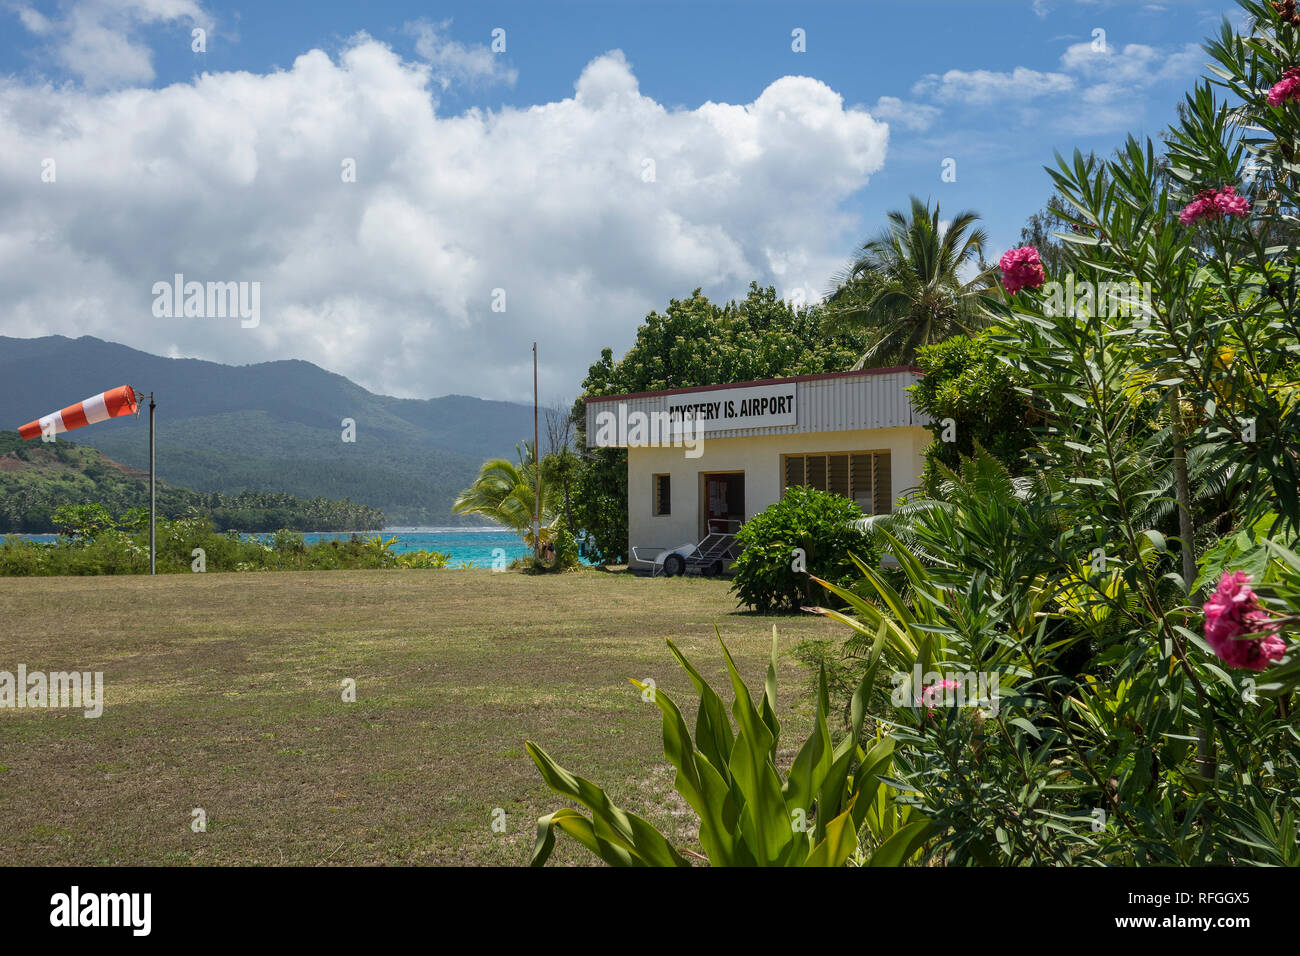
6 526 517 540
381 526 512 534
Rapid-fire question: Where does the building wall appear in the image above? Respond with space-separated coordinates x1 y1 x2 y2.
626 425 931 561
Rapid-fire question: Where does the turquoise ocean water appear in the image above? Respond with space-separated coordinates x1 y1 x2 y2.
7 527 542 569
329 527 534 567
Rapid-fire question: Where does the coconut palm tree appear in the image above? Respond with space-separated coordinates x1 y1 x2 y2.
452 441 558 549
827 196 997 368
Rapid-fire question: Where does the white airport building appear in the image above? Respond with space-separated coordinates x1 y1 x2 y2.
585 367 932 573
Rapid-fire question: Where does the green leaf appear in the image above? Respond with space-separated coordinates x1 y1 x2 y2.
849 623 889 748
1008 717 1043 740
1139 529 1168 554
525 741 690 867
666 637 734 778
629 677 743 865
866 820 936 867
531 809 638 867
760 625 782 750
719 636 794 865
783 665 834 829
851 738 896 834
804 794 859 867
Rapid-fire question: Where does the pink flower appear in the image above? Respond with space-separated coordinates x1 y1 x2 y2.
1000 246 1046 295
916 679 962 711
1203 571 1288 671
1267 67 1300 106
1179 196 1209 225
1179 186 1251 225
1216 187 1251 218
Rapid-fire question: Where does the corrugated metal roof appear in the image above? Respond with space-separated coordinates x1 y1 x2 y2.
585 365 923 403
586 369 929 446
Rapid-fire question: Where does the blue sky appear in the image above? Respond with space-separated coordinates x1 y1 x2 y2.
0 0 1243 401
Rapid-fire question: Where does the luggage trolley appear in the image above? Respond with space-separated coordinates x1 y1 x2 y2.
631 518 741 578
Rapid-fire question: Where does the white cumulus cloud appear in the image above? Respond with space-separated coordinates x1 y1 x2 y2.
911 66 1076 105
870 95 942 132
404 18 517 91
0 38 889 401
1060 40 1201 83
15 0 214 89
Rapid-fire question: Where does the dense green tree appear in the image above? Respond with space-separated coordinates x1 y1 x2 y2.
908 331 1038 492
541 445 580 530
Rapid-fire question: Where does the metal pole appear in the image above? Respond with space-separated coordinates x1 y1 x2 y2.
149 393 156 576
533 343 541 559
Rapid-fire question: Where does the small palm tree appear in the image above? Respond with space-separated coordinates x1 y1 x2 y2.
827 196 997 368
452 441 557 549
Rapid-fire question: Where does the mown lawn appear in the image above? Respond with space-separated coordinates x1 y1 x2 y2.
0 569 840 865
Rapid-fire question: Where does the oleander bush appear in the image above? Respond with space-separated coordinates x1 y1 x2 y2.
804 0 1300 864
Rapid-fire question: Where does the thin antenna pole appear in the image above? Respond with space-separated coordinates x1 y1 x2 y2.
533 342 541 559
149 393 156 576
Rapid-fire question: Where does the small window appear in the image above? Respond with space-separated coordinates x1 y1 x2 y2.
851 454 873 513
873 452 892 515
828 454 850 498
785 455 804 487
653 474 671 516
806 455 827 491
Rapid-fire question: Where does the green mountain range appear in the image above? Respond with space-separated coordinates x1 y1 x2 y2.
0 335 536 526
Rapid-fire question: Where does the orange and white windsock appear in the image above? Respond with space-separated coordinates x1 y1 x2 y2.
18 385 139 440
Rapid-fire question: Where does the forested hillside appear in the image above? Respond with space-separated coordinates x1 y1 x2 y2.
0 431 383 532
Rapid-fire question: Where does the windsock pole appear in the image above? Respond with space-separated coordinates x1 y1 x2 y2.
533 342 541 560
149 393 156 576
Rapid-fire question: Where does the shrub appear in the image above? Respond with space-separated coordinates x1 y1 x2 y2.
909 331 1037 493
270 529 307 555
0 511 448 575
730 486 877 612
51 503 118 540
550 517 581 570
512 517 582 573
0 536 47 576
396 549 451 569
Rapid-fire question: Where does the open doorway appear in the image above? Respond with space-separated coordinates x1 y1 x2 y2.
701 471 745 538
